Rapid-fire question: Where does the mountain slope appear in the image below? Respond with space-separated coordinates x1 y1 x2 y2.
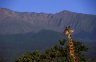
0 30 62 62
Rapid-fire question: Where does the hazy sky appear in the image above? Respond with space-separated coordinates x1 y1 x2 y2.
0 0 96 14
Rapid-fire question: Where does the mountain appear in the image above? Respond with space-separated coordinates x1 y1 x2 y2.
0 8 96 62
0 8 96 34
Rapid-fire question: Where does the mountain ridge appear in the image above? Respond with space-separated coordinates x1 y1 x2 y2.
0 8 96 15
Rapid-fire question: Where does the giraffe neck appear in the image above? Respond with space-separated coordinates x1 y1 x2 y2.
68 34 77 62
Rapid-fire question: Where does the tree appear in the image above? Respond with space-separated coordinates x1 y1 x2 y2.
73 41 88 62
15 50 40 62
15 39 88 62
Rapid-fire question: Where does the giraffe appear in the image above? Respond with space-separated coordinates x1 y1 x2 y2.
64 26 78 62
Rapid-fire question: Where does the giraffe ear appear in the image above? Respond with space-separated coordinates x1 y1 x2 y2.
71 29 74 33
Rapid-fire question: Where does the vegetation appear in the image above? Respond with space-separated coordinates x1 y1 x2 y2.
15 39 88 62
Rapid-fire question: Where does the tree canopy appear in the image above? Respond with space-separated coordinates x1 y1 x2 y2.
15 39 88 62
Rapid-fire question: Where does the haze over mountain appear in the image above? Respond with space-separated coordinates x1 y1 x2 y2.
0 8 96 62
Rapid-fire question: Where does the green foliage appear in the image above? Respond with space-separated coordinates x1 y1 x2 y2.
15 39 88 62
73 41 88 62
15 50 40 62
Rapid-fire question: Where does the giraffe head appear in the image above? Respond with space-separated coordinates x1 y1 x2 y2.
64 26 74 36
